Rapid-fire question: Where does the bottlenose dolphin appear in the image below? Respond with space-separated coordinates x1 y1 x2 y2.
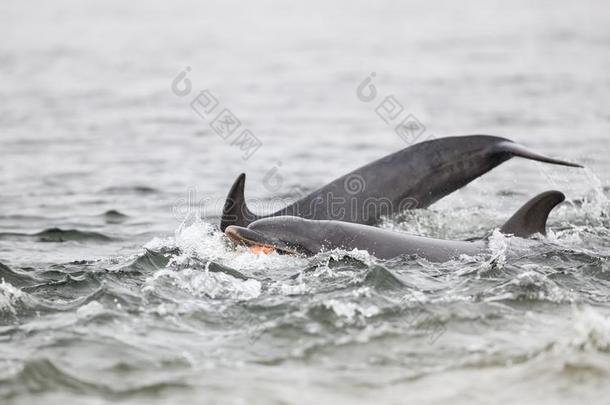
224 191 566 262
220 135 581 231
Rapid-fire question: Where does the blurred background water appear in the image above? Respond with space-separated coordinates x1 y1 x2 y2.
0 0 609 404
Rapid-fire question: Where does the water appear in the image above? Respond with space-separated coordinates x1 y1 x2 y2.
1 0 610 403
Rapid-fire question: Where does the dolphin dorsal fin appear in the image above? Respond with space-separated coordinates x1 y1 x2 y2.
220 173 259 231
500 190 566 237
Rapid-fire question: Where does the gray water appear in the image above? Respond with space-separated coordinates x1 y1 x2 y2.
1 0 610 404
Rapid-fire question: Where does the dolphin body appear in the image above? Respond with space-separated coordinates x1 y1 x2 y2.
220 135 581 231
224 191 567 262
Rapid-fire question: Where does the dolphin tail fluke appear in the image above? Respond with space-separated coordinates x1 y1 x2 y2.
500 190 566 237
497 141 583 168
220 173 259 232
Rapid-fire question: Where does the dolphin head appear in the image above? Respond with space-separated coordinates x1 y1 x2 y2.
224 216 325 255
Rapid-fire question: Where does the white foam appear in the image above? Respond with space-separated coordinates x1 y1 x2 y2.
144 218 310 273
173 220 228 261
568 306 610 352
143 236 172 251
323 299 380 322
224 247 308 271
145 264 261 300
279 281 309 296
76 300 105 319
0 280 28 315
581 168 609 218
314 248 375 266
485 229 509 269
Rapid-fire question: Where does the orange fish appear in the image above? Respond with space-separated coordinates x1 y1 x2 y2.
249 245 275 255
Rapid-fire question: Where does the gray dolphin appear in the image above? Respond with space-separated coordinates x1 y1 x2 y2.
224 191 566 262
220 135 581 231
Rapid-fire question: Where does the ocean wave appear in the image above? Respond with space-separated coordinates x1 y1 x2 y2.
0 357 188 400
100 185 159 195
481 270 577 303
143 263 261 301
562 306 610 353
100 209 129 224
0 262 39 288
34 228 114 243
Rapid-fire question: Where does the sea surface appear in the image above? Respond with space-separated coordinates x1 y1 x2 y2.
1 0 610 404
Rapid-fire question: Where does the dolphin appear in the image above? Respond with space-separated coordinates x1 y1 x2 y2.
224 191 566 262
220 135 581 231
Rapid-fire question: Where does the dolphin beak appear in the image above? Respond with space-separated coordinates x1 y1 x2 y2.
225 225 262 245
224 226 298 255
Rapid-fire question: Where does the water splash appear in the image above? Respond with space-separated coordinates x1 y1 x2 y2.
76 300 105 319
581 168 609 223
323 299 381 322
144 262 261 300
484 229 509 270
564 306 610 352
0 280 29 315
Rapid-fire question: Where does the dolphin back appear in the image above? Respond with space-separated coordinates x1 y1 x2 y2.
219 136 581 230
283 135 581 217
